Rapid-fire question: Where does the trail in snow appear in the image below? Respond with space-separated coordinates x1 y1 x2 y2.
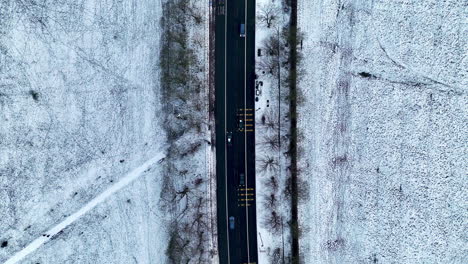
3 153 165 264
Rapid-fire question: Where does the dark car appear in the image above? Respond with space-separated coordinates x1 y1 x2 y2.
237 116 244 131
240 24 245 37
239 173 245 186
229 216 235 229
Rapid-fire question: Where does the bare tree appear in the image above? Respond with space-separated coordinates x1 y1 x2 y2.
257 3 281 28
263 193 277 209
257 155 279 174
258 55 278 76
260 134 280 151
263 34 281 57
263 211 282 234
257 34 280 76
264 176 279 192
263 110 279 131
269 247 283 264
258 31 290 80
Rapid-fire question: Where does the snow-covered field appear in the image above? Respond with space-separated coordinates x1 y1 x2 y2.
298 0 467 263
0 0 170 263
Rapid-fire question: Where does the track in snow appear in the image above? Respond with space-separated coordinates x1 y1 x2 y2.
3 153 165 264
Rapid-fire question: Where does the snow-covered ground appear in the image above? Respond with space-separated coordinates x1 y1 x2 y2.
255 0 291 262
298 0 467 263
0 0 170 263
156 0 216 262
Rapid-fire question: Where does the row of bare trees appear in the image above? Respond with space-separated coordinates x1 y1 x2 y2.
256 3 291 262
257 109 286 238
159 0 212 263
256 1 307 263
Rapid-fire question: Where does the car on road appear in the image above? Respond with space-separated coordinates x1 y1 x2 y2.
237 118 244 131
227 132 232 145
239 173 245 185
240 23 245 37
229 216 235 230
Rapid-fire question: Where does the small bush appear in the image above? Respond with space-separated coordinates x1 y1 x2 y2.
29 90 39 101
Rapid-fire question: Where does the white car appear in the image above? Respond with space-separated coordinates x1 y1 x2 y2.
227 132 232 145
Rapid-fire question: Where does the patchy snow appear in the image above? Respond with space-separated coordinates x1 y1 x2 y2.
156 0 216 262
298 0 467 263
255 0 292 262
0 0 170 263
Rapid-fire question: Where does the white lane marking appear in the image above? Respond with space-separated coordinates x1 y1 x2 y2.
224 1 231 264
244 0 250 262
3 153 165 264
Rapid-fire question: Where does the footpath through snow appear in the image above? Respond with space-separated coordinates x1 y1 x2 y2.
3 153 165 264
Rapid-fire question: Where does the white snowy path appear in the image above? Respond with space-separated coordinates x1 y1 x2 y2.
3 153 165 264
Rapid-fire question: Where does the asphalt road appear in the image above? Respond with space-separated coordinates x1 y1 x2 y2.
215 0 258 263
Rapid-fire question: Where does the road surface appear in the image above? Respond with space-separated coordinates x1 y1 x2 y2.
215 0 258 263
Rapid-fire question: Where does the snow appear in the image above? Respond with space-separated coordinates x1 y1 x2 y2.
254 0 292 262
0 0 170 263
4 152 165 264
155 0 217 262
297 0 467 263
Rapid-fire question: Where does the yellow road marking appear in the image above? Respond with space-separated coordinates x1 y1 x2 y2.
239 193 254 196
238 188 254 191
238 198 254 201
